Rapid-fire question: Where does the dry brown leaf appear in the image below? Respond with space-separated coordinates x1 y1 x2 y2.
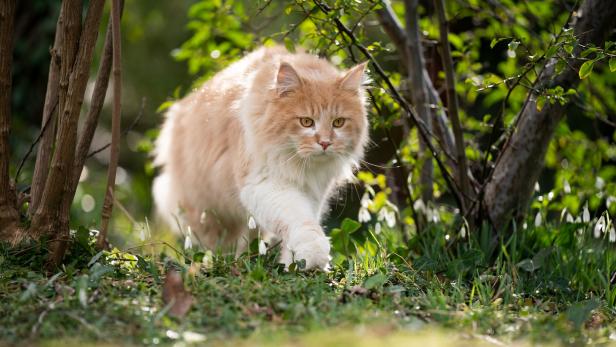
162 269 194 318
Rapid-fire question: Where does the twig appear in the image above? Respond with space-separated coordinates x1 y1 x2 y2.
98 0 123 249
434 0 473 212
14 100 58 182
87 97 142 160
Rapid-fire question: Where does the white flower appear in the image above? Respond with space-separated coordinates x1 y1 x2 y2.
583 203 590 223
566 213 574 223
377 208 387 221
534 212 542 227
610 226 616 243
358 207 371 223
560 208 568 222
523 222 528 230
594 216 606 238
258 240 267 255
534 182 540 192
360 193 371 208
548 191 554 201
374 222 382 234
200 211 207 224
459 224 467 238
596 177 605 190
385 210 396 228
413 199 425 213
563 179 571 194
248 216 257 230
184 226 193 250
139 227 146 241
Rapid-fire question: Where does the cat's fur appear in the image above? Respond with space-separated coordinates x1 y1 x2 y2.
153 46 369 270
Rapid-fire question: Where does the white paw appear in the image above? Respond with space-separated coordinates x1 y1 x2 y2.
280 235 331 271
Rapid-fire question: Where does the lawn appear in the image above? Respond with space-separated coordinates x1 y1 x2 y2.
2 217 615 346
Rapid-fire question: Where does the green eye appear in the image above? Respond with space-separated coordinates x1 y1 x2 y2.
299 117 314 127
332 118 346 128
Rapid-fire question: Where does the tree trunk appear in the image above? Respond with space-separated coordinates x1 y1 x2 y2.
0 0 19 241
29 0 105 266
483 0 616 229
404 0 433 203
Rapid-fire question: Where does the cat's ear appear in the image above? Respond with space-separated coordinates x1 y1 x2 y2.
339 62 368 91
276 62 302 97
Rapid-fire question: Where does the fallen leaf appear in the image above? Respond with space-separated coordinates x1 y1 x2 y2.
162 269 194 318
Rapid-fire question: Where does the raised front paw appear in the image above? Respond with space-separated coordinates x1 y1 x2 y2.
280 234 331 271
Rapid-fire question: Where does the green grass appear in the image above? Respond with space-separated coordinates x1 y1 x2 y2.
1 218 616 346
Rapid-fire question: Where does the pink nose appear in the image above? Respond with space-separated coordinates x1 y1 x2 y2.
318 141 331 150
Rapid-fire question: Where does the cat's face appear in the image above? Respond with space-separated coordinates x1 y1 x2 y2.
263 62 369 162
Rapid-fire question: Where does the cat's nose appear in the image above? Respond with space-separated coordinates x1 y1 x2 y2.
318 140 331 150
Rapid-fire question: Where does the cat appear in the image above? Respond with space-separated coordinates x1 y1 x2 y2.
153 45 369 270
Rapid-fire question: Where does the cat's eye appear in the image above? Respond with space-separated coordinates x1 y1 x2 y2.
299 117 314 127
332 118 346 128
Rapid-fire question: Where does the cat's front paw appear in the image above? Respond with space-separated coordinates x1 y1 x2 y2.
280 235 331 271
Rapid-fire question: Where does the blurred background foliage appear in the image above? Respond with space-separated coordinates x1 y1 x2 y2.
10 0 616 248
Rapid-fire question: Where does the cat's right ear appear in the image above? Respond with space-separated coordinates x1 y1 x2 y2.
276 62 302 97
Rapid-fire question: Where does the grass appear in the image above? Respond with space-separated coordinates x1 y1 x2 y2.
1 216 616 346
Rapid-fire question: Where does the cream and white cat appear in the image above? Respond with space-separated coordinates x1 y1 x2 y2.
153 46 369 270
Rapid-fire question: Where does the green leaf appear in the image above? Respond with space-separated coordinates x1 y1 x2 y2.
284 37 295 53
490 37 510 49
609 57 616 72
363 273 387 289
579 60 595 79
340 218 361 234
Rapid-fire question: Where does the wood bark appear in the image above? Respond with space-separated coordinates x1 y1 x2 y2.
29 0 105 266
0 0 18 240
483 0 616 229
433 0 473 212
98 0 122 248
404 0 433 203
28 2 78 215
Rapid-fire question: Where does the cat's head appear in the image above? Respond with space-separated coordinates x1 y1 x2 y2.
262 60 369 163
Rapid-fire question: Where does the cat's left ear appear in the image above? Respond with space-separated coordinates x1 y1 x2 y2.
339 62 368 91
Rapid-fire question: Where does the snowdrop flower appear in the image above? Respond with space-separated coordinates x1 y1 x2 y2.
200 211 207 224
583 203 590 223
566 213 574 223
459 224 467 238
248 216 257 230
594 216 606 238
413 199 426 213
563 179 571 194
374 222 382 234
610 226 616 243
560 208 568 222
596 177 605 190
358 207 371 223
534 182 540 192
378 208 387 221
258 240 267 255
534 212 542 227
523 222 528 230
385 210 396 228
360 193 371 208
184 226 193 250
547 191 554 201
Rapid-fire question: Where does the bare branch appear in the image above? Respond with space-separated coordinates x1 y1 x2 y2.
433 0 473 212
98 0 123 248
0 0 19 240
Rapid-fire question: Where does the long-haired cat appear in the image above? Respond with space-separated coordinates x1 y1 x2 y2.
153 46 369 270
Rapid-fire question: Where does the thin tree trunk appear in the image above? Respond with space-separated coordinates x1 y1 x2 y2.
404 0 433 203
483 0 616 229
433 0 473 212
98 0 122 248
0 0 19 241
29 0 106 266
28 3 74 215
